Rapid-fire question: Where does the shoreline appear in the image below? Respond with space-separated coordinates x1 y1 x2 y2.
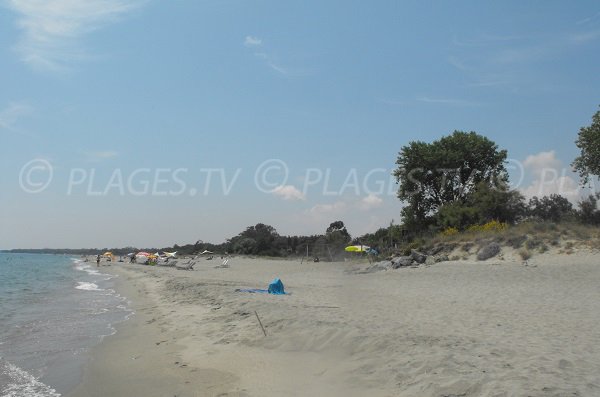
69 253 600 396
68 264 237 397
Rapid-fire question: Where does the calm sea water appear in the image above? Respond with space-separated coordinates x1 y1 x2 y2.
0 253 132 396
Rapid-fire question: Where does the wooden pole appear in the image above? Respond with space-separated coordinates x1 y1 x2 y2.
254 311 267 337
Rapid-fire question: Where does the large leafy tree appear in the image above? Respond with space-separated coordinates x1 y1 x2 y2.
394 131 508 230
325 220 351 249
573 106 600 184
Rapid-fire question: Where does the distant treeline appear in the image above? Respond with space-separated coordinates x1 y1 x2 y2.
4 221 369 260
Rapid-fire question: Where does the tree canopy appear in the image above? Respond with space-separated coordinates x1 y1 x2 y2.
573 106 600 184
394 131 508 230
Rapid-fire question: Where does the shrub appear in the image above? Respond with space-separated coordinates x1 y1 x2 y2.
467 220 508 233
526 238 541 250
519 249 532 260
506 234 527 248
440 227 459 237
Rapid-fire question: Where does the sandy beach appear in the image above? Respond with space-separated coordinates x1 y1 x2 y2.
68 253 600 397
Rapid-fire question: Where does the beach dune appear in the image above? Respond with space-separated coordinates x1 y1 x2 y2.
70 253 600 396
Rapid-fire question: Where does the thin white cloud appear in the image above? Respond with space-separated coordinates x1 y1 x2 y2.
576 12 600 26
266 61 289 75
308 195 384 215
245 36 311 77
85 150 118 161
417 96 481 107
569 30 600 44
467 80 507 88
271 185 305 201
308 201 348 215
6 0 145 71
452 33 522 47
0 102 33 130
358 194 383 211
244 35 262 47
447 55 469 71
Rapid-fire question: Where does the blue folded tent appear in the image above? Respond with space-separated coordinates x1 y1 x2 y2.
267 278 285 295
236 278 288 295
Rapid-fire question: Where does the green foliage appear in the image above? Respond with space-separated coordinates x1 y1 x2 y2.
394 131 508 231
573 106 600 184
528 195 574 222
469 183 526 224
436 182 525 230
436 202 480 230
578 193 600 225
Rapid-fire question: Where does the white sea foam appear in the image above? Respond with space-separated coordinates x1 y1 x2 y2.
75 282 103 291
0 360 60 397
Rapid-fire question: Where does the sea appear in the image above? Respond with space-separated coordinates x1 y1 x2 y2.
0 253 132 396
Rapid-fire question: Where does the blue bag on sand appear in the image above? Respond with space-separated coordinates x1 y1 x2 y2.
268 278 285 295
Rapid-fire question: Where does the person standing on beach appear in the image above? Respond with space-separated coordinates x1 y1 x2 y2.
96 255 101 267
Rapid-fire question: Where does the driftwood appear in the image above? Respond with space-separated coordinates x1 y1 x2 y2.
254 311 267 336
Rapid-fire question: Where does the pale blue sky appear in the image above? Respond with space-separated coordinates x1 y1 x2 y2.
1 1 599 249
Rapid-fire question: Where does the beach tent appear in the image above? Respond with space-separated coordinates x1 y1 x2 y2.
200 250 214 255
268 278 285 295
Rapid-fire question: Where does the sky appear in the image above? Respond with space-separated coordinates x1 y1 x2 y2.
1 0 600 249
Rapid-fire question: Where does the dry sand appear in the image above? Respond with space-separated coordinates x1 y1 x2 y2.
69 252 600 397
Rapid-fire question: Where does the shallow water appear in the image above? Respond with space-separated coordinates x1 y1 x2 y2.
0 253 131 396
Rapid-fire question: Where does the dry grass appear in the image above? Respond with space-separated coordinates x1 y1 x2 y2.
410 222 600 259
519 249 532 261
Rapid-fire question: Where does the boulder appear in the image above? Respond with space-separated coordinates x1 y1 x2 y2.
391 256 413 269
410 249 427 264
477 242 501 261
425 256 435 266
434 254 449 263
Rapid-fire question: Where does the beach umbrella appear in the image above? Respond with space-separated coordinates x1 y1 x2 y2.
136 251 150 256
200 250 214 255
344 245 370 253
126 253 135 257
103 251 113 256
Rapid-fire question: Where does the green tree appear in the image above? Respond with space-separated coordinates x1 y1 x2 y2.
468 182 526 224
527 195 574 223
325 220 351 257
578 194 600 225
394 131 508 230
573 106 600 184
436 182 525 229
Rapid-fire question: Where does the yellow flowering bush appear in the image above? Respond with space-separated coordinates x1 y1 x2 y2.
441 227 459 237
467 220 508 233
